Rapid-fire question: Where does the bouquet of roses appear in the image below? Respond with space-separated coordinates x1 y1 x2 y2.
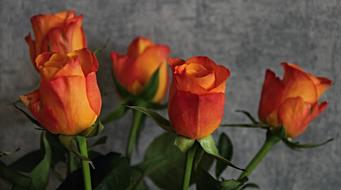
0 10 333 190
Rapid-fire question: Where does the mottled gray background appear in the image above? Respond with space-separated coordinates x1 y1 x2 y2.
0 0 340 189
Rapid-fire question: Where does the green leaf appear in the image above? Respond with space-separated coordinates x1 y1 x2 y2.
90 136 108 148
138 133 185 190
58 152 133 190
235 110 257 124
0 160 31 188
283 138 333 150
174 136 195 152
95 154 132 190
140 68 160 100
10 150 42 172
220 179 242 190
126 166 149 190
216 133 233 178
45 132 67 169
195 169 220 190
198 136 243 171
128 106 173 132
30 132 52 190
102 100 129 124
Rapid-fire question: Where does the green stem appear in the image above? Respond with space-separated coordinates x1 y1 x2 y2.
182 145 197 190
238 133 280 180
78 136 92 190
126 109 145 161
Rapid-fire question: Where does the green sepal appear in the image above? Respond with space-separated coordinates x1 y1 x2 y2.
58 135 92 163
80 119 104 138
220 179 242 190
102 99 129 124
128 106 173 132
272 127 287 139
139 68 160 101
283 137 333 150
174 135 195 152
215 133 233 178
198 135 243 171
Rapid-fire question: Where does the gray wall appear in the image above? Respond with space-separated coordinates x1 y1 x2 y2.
1 0 340 189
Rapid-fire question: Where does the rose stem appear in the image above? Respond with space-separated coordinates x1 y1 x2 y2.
126 109 145 161
78 136 92 190
238 132 280 180
182 145 197 190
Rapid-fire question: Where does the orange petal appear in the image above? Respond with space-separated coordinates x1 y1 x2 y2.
307 75 332 99
20 90 41 116
68 48 98 75
258 69 284 125
36 52 83 80
168 57 185 71
67 15 86 50
168 90 225 139
40 76 98 135
210 64 230 93
127 37 154 58
134 45 170 83
25 34 37 65
152 62 169 103
281 63 318 103
31 11 74 53
278 97 327 138
86 72 102 116
111 51 138 93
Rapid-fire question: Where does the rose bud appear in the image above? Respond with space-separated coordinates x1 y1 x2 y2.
20 48 101 135
25 10 86 65
258 63 332 138
111 36 170 103
168 56 230 139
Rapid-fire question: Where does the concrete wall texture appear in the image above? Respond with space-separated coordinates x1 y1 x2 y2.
0 0 340 189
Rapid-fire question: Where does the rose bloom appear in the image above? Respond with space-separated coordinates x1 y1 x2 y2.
111 37 170 103
258 63 332 138
168 56 230 139
20 48 101 135
26 10 86 65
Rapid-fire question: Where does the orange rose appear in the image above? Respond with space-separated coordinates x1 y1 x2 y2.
111 37 170 103
168 56 230 139
258 63 332 138
20 48 101 135
25 10 86 65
